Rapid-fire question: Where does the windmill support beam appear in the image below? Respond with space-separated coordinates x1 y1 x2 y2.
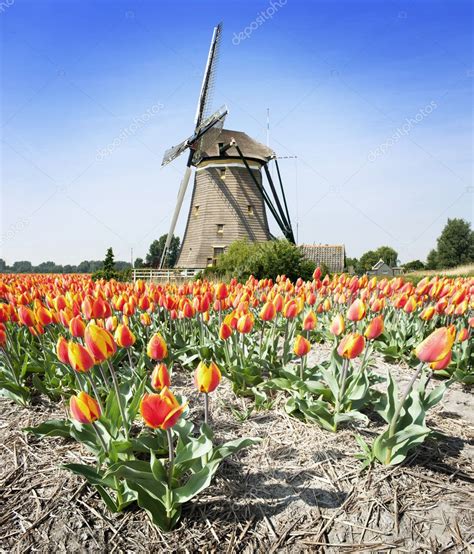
263 164 295 243
274 159 293 236
233 144 290 240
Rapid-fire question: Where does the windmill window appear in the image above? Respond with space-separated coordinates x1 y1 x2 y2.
218 142 224 154
219 168 226 180
194 205 200 216
247 204 254 215
207 257 213 266
217 224 224 235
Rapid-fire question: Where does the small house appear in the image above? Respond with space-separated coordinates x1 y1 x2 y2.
367 259 402 277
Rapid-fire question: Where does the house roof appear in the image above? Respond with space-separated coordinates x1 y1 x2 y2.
371 259 387 271
199 129 275 163
299 244 345 271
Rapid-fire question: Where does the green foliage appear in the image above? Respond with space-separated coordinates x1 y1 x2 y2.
403 260 425 272
435 218 474 268
0 258 131 274
425 249 438 270
103 247 115 274
210 239 316 281
146 235 181 268
134 257 145 268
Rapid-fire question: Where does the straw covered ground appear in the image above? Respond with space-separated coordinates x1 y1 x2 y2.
1 351 473 553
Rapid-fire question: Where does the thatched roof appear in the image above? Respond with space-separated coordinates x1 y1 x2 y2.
299 244 345 273
200 129 275 163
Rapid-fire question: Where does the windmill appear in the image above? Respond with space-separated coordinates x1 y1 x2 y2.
160 23 294 269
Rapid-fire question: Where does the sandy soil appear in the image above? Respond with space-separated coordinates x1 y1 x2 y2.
0 352 473 553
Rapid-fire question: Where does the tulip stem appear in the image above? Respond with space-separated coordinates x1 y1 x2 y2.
299 357 305 380
166 428 174 487
385 362 424 464
107 360 129 440
92 421 108 454
204 392 209 426
87 373 104 415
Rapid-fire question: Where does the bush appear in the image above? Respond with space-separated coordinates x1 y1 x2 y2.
209 239 317 282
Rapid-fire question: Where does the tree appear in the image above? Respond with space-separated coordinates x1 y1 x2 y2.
435 218 474 268
211 239 315 281
0 259 7 272
146 235 181 268
403 260 425 272
134 257 145 268
358 246 398 273
12 261 32 273
103 248 115 274
426 249 438 270
345 257 358 272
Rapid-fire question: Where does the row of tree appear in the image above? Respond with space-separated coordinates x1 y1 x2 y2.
345 218 473 274
0 235 181 274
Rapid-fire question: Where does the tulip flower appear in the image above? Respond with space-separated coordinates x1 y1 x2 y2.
140 388 186 430
236 313 254 334
302 310 317 331
293 334 311 357
215 282 228 300
346 299 366 322
35 305 52 326
114 324 136 348
456 328 469 342
430 350 452 371
415 326 456 364
70 391 101 424
194 361 221 394
330 314 345 336
147 332 168 361
67 341 95 372
259 301 276 322
84 323 116 363
69 316 86 338
151 363 171 390
0 327 6 348
364 316 384 341
219 322 232 340
140 312 152 326
18 306 36 327
56 336 70 365
337 333 365 359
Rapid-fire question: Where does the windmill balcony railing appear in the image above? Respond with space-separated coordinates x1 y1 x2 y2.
132 268 204 283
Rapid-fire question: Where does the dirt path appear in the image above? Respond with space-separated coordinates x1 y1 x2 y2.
0 357 473 553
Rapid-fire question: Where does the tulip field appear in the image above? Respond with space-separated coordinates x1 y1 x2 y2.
0 270 473 551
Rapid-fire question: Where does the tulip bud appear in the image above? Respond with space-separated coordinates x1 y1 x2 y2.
140 312 152 326
337 333 365 359
114 324 136 348
302 310 317 331
415 326 456 364
219 322 232 340
84 322 116 363
56 336 70 364
147 332 168 360
456 328 469 342
236 313 254 334
346 299 366 322
330 314 345 336
70 391 101 424
259 301 276 322
194 361 221 393
429 350 452 371
293 334 311 357
69 315 86 338
151 363 171 390
67 341 95 372
364 316 384 341
18 306 36 327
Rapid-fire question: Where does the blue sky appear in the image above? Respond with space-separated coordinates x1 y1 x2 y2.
1 0 472 266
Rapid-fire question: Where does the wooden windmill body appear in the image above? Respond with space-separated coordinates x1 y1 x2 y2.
177 130 273 268
160 23 294 269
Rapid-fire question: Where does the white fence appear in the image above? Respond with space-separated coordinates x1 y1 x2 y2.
132 268 203 283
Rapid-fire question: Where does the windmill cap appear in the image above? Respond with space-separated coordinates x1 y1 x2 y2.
198 129 275 163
